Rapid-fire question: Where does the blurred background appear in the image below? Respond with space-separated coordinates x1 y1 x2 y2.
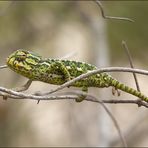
0 1 148 147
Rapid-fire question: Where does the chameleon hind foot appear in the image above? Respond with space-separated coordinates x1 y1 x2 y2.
112 87 121 96
75 86 88 102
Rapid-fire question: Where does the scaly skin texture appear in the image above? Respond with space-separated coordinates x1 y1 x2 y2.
6 49 148 102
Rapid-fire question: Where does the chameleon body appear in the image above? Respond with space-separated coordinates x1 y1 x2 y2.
6 49 148 102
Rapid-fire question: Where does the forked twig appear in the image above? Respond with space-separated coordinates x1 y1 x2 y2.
95 0 134 22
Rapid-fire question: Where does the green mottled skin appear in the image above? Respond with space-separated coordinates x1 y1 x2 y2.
6 49 148 102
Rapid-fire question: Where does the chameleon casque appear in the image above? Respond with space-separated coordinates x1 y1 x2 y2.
6 49 148 102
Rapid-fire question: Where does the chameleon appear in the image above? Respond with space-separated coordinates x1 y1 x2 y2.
6 49 148 102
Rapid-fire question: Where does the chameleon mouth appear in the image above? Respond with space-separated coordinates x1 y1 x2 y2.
6 55 15 68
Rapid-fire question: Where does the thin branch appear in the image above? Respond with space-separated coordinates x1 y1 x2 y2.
102 99 148 108
122 40 140 92
87 96 127 147
0 85 148 108
0 65 7 69
3 79 32 100
64 90 148 107
43 67 148 95
109 109 147 146
100 102 127 147
95 0 134 22
68 91 127 147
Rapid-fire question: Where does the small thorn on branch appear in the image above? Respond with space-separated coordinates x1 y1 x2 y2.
37 100 40 104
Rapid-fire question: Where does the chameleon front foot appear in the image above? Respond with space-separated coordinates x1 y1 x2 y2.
112 87 121 96
75 95 86 102
75 86 88 102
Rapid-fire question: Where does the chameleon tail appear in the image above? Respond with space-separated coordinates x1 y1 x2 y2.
110 79 148 102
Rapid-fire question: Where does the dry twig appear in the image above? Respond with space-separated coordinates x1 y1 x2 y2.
122 40 140 91
95 0 134 22
0 65 7 69
67 91 127 147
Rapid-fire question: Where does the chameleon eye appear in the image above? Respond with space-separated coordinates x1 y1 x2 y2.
21 54 27 58
16 54 27 62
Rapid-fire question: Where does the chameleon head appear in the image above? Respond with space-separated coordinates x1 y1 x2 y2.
6 49 41 78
